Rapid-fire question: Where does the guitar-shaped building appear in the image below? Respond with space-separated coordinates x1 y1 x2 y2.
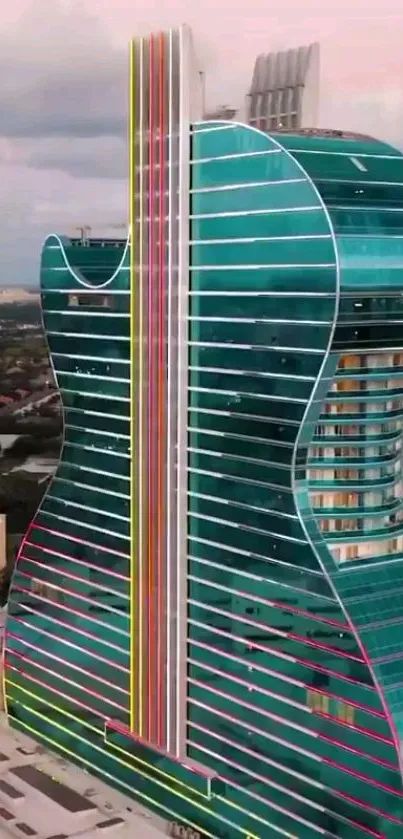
4 24 403 839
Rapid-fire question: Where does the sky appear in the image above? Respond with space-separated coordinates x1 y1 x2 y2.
1 0 403 285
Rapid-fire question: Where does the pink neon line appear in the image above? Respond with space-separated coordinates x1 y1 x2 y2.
156 28 165 751
10 602 128 657
189 697 403 804
190 617 372 690
318 730 397 771
5 650 127 712
25 539 129 580
106 719 215 780
188 732 387 839
6 663 107 721
31 523 128 558
192 575 348 629
8 624 129 675
191 600 364 662
10 584 129 638
334 787 403 825
307 688 388 722
7 634 129 695
188 668 395 768
15 570 127 617
21 553 128 597
147 32 156 746
323 756 403 799
190 637 389 721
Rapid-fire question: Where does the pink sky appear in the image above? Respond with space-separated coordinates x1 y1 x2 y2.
1 0 403 283
2 0 403 139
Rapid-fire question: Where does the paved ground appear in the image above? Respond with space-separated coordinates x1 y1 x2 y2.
0 716 167 839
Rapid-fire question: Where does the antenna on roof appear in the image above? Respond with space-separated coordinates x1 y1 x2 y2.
75 226 91 245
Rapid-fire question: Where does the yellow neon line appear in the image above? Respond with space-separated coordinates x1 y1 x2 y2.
8 704 260 839
9 711 217 839
129 37 137 735
5 679 101 735
103 726 209 801
7 674 209 800
137 36 144 738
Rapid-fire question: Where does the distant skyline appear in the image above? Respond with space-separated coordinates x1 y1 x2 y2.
1 0 403 284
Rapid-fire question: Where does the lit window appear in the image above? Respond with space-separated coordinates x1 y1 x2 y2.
337 701 355 725
307 690 329 714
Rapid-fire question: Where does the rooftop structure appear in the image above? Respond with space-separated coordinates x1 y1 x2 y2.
246 42 320 130
3 23 403 839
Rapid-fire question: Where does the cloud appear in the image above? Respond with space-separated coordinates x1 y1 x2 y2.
0 0 129 284
0 0 127 140
1 0 403 288
3 136 127 179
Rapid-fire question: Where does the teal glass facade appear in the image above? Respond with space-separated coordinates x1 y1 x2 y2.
4 53 403 839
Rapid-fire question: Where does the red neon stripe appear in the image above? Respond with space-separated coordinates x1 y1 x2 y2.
21 554 127 598
11 584 128 638
147 32 156 745
190 638 391 724
10 603 128 655
15 570 126 617
6 664 106 721
190 628 387 710
190 695 403 802
188 738 387 839
318 730 397 770
9 619 129 673
193 602 364 662
6 651 126 712
31 524 128 558
323 756 403 798
156 30 165 749
25 540 129 580
7 634 128 696
334 787 403 825
219 772 386 839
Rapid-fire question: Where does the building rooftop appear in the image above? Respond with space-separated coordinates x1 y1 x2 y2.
0 717 167 839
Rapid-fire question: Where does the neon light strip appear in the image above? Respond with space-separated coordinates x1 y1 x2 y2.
188 623 384 702
9 621 129 674
190 736 388 838
15 570 129 619
6 640 129 697
189 599 364 661
322 755 403 798
157 29 166 750
106 719 215 784
189 638 391 723
20 554 129 599
136 36 145 740
12 585 129 638
11 711 244 836
188 573 348 628
6 650 127 712
6 715 233 839
38 509 131 541
147 31 156 745
189 675 396 773
6 677 103 734
176 19 188 761
31 524 129 558
189 698 402 800
10 601 129 656
318 729 397 771
25 539 129 580
165 26 173 756
6 675 209 803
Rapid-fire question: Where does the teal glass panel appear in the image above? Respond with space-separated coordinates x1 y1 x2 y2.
6 124 403 839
